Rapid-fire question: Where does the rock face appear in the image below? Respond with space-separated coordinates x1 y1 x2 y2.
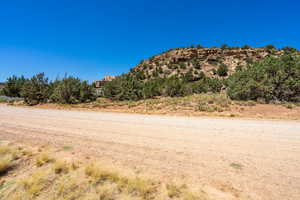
131 47 291 80
94 76 116 88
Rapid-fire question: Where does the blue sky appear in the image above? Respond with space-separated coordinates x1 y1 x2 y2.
1 0 300 82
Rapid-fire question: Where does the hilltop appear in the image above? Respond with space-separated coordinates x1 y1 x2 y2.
130 46 298 80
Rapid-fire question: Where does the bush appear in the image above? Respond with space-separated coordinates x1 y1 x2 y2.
50 76 95 104
227 54 300 102
221 44 229 50
103 74 143 101
264 44 276 50
282 46 297 54
216 64 229 77
21 73 50 105
2 75 27 97
102 70 225 101
242 45 251 49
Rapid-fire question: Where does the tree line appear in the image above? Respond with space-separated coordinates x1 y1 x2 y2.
1 53 300 105
1 73 95 105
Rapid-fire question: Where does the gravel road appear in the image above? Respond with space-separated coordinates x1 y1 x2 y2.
0 104 300 200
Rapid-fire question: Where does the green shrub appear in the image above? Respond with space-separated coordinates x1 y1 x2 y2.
242 45 251 49
221 44 229 50
282 46 297 54
217 64 229 77
2 75 27 97
227 54 300 102
21 73 50 105
50 76 95 104
264 44 276 50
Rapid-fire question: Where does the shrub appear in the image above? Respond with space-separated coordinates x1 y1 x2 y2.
103 74 143 101
2 75 27 97
50 76 95 104
264 44 276 50
242 44 251 49
179 62 187 69
221 44 229 50
21 73 50 105
227 54 300 102
282 46 297 54
216 64 229 77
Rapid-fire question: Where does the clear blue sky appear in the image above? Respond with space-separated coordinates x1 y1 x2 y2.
1 0 300 82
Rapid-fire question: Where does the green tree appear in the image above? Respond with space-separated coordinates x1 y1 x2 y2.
2 75 27 97
227 54 300 102
50 76 95 104
221 44 229 50
264 44 276 50
242 45 251 49
21 73 50 105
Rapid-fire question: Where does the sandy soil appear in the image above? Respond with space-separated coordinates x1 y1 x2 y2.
0 104 300 200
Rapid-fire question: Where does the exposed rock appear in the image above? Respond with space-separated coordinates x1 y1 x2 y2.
130 47 298 80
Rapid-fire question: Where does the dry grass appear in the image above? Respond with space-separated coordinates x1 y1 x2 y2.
94 93 233 114
166 184 187 198
53 160 69 174
36 153 54 167
85 163 120 183
32 93 300 120
0 156 13 175
0 143 209 200
19 170 49 197
0 145 12 155
0 144 17 175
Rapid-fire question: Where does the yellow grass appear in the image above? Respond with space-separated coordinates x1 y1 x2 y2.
0 143 209 200
0 156 13 175
36 153 54 167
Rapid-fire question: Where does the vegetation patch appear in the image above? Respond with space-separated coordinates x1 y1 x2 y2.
62 145 73 150
0 143 209 200
36 153 54 167
230 163 243 170
0 156 13 175
1 46 299 114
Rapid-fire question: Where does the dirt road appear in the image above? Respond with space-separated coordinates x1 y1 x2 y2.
0 104 300 200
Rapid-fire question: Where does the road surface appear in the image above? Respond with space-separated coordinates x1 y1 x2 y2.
0 104 300 200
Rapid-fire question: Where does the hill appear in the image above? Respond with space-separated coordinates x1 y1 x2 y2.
130 46 297 80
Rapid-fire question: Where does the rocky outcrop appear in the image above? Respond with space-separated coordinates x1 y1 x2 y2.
131 47 296 80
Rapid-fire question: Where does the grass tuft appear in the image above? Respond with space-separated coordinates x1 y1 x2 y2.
20 170 48 197
36 153 54 167
85 163 120 184
0 156 13 175
166 183 187 198
62 145 73 151
122 177 157 199
96 184 115 200
53 160 69 174
230 163 243 169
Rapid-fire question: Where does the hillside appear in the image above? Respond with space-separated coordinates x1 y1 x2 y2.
131 46 296 80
